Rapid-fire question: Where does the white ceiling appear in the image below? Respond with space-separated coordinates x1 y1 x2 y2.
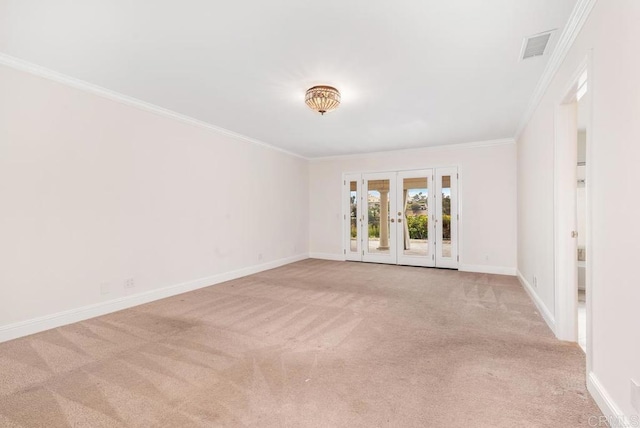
0 0 577 158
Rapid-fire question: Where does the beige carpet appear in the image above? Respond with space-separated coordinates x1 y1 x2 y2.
0 259 601 427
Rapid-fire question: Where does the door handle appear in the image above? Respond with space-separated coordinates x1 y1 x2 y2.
571 231 578 238
397 218 402 223
390 219 395 223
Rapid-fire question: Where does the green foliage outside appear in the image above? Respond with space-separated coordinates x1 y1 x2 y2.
351 193 451 240
407 215 428 239
442 214 451 239
368 205 380 237
405 215 449 239
359 214 450 240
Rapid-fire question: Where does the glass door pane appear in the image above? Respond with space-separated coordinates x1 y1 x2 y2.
350 181 358 252
344 174 361 261
396 170 435 267
403 178 429 256
362 173 396 264
367 179 390 254
435 168 458 269
441 175 452 258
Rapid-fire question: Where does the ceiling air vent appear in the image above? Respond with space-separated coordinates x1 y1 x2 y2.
521 30 555 60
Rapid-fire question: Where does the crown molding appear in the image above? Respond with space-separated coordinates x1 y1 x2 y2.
0 53 308 160
0 54 514 162
514 0 599 140
309 138 515 162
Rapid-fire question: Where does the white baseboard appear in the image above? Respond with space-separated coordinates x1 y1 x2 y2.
588 372 636 428
309 252 345 261
308 257 516 274
516 270 556 334
0 253 309 343
458 264 516 276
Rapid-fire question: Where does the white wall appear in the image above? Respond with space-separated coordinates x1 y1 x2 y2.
309 142 517 274
0 64 309 338
518 0 640 420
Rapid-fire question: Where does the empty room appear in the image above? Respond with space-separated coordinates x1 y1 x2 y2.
1 1 639 427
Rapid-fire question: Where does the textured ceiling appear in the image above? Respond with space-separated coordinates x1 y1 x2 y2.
0 0 577 157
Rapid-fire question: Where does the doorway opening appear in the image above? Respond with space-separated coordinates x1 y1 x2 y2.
343 168 458 268
576 72 589 352
554 56 592 366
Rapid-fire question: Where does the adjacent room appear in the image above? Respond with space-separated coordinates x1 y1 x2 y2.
1 1 639 427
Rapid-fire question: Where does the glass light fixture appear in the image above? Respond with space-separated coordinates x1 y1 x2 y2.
305 85 341 115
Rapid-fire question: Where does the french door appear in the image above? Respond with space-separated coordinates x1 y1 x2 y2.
344 168 458 268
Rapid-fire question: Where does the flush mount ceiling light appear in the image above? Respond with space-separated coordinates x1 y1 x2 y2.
305 85 341 115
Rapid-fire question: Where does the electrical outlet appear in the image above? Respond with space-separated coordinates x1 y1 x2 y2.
100 282 110 295
631 379 640 413
124 278 135 289
533 275 538 288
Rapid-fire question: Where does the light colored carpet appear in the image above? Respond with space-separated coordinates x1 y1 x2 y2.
0 259 601 427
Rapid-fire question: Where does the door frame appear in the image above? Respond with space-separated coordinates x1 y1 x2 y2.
342 167 460 269
554 52 593 373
